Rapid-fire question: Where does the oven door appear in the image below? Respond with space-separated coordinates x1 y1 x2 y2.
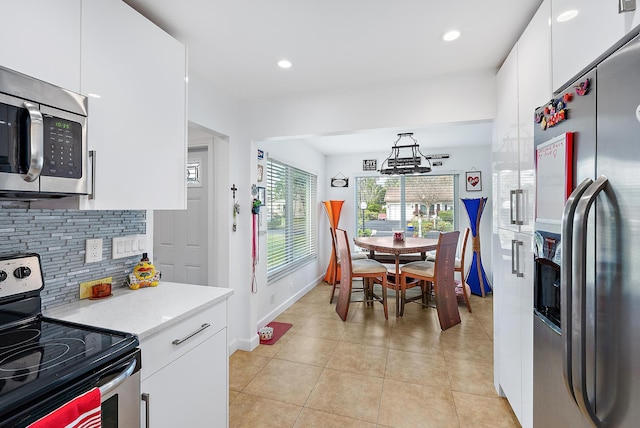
98 350 141 428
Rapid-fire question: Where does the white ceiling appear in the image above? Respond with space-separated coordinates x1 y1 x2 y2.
124 0 543 154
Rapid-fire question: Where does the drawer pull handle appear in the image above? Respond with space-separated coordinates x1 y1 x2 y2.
172 323 211 345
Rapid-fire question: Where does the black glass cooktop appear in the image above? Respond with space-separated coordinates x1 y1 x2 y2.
0 315 138 418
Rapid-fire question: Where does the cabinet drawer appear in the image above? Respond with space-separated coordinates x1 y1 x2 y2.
140 300 227 380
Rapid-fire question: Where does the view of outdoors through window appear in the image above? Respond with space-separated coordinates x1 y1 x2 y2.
355 175 458 237
266 159 317 280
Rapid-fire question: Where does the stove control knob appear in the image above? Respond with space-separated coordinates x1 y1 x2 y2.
0 270 6 282
13 266 31 279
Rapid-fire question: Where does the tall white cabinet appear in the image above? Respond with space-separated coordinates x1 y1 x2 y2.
80 0 187 210
492 2 551 427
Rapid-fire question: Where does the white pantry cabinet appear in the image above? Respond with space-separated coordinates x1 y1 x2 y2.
492 2 551 427
0 0 81 92
551 0 640 91
140 299 229 428
80 0 187 210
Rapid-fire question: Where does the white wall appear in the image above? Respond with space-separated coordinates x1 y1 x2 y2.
244 71 497 141
255 139 328 324
184 70 260 353
325 145 494 277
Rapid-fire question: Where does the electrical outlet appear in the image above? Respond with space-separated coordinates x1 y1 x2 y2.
85 238 103 263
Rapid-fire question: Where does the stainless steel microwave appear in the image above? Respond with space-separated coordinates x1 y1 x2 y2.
0 65 88 199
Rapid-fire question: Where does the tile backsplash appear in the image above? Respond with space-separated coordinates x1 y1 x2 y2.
0 204 145 310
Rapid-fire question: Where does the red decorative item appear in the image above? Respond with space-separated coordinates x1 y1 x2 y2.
575 78 590 96
544 106 550 115
563 92 573 103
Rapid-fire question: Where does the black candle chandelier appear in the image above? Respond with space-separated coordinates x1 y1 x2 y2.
379 132 432 175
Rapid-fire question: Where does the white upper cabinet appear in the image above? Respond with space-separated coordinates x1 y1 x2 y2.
517 0 552 235
493 45 519 233
0 0 81 92
80 0 187 210
552 0 639 90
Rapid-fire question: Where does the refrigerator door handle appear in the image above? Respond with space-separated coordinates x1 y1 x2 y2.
510 190 517 225
572 175 608 428
561 177 594 403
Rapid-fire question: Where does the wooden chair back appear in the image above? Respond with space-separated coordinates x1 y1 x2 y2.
334 229 353 321
433 230 461 330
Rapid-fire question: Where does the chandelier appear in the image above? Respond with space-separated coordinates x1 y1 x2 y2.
379 133 432 175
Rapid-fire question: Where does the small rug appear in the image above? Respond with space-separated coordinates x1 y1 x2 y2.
259 322 292 345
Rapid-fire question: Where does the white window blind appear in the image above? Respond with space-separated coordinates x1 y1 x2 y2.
266 159 317 280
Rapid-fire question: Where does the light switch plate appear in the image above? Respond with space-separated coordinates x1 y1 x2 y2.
112 234 147 259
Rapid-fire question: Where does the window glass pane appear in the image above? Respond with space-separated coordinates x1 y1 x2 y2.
266 159 317 280
356 174 457 238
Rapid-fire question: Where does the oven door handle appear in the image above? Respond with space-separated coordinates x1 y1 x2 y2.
99 357 137 397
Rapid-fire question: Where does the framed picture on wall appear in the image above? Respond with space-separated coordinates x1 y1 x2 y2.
466 171 482 191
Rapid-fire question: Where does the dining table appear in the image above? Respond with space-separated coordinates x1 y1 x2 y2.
353 236 439 316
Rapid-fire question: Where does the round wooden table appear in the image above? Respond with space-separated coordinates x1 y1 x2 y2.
353 236 439 315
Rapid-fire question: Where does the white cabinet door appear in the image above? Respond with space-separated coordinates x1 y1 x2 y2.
141 330 228 428
0 0 81 92
492 45 520 233
551 0 640 90
495 230 533 427
80 0 187 210
517 1 551 235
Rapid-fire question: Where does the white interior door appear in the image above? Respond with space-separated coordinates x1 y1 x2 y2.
154 146 209 285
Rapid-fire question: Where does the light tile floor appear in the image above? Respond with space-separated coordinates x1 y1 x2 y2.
229 282 520 428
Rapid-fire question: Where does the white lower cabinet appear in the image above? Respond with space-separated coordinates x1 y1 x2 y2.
140 302 228 428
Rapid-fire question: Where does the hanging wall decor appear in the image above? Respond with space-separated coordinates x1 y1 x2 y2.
330 172 349 188
466 170 482 191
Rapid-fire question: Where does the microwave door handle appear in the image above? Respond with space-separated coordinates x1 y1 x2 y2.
561 177 593 402
22 102 43 182
572 175 608 428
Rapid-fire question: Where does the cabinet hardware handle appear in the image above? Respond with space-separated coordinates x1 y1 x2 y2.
511 239 524 277
141 393 150 428
172 323 211 345
23 102 43 182
88 150 96 200
509 190 517 224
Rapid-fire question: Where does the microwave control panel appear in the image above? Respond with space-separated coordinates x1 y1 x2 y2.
42 115 82 178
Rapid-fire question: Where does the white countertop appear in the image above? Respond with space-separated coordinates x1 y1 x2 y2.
45 282 233 341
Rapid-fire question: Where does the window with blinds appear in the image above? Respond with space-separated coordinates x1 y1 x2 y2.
266 159 318 281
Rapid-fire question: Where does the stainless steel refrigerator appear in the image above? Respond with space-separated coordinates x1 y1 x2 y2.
533 30 640 427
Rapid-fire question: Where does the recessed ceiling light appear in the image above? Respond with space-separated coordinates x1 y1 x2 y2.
278 59 292 69
557 10 578 22
442 30 461 42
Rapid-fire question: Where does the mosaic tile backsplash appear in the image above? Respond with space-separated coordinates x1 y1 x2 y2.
0 204 145 310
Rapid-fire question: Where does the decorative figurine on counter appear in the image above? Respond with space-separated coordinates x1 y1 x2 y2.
126 253 161 290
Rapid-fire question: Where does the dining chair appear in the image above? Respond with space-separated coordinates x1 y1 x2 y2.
328 228 368 304
334 229 389 321
426 228 472 313
399 230 461 329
